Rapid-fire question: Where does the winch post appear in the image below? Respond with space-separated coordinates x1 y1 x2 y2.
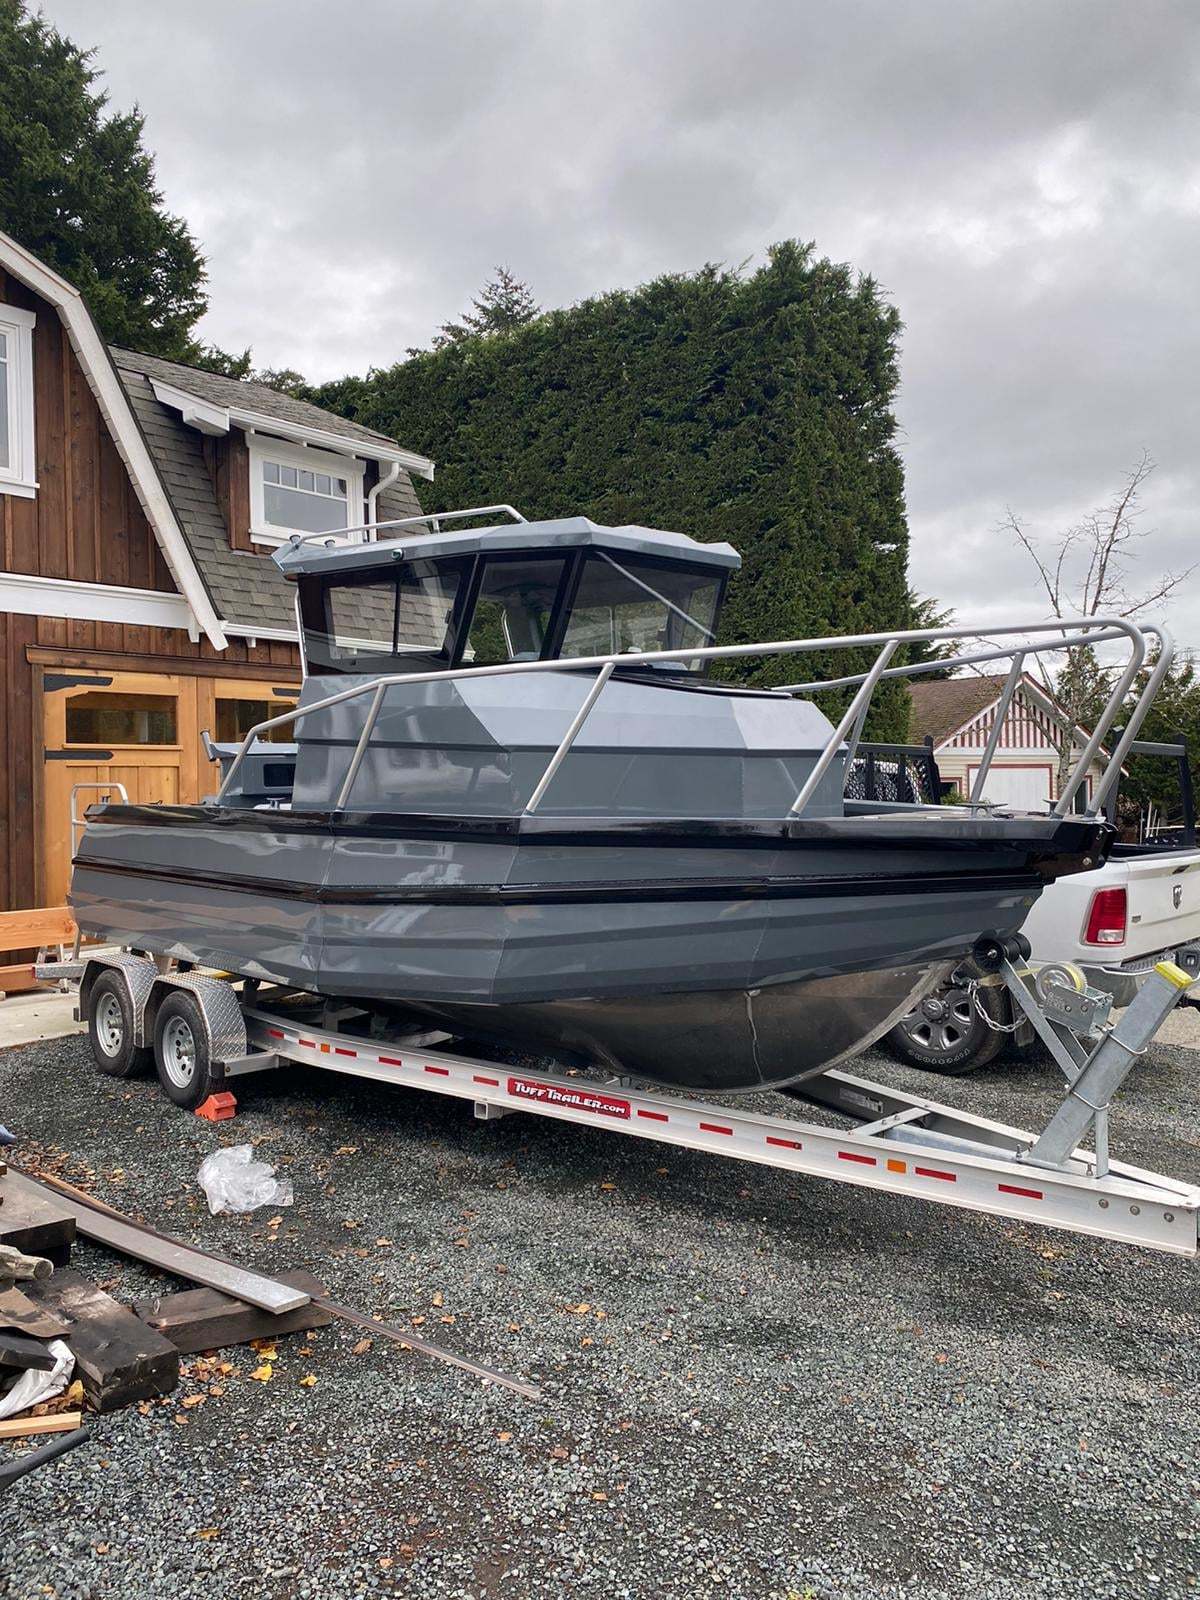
1024 961 1195 1169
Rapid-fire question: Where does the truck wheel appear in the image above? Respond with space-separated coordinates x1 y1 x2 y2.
153 992 217 1109
88 972 152 1079
888 979 1010 1074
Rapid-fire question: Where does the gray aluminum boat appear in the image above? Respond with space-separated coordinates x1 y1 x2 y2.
72 507 1152 1093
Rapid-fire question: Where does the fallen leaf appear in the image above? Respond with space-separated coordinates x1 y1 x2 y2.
410 1315 426 1326
591 1491 608 1503
599 1182 616 1192
431 1291 444 1308
194 1528 221 1540
550 1445 569 1460
94 1543 110 1555
379 1557 393 1570
181 1394 205 1409
352 1338 373 1355
249 1364 274 1383
334 1145 358 1156
497 1431 512 1443
298 1374 317 1388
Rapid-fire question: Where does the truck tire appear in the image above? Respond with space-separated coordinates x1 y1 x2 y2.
888 978 1010 1074
87 971 152 1079
153 991 218 1109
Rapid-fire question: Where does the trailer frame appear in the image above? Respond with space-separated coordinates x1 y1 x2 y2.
71 947 1200 1259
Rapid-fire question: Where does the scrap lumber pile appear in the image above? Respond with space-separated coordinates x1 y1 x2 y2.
0 1155 331 1486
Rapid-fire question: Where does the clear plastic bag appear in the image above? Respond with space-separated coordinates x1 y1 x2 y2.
197 1144 294 1215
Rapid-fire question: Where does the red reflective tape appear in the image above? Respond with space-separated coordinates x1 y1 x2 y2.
473 1074 500 1086
838 1150 877 1166
998 1182 1044 1200
915 1165 956 1182
766 1135 802 1150
378 1055 405 1067
267 1028 285 1040
334 1046 357 1058
424 1064 450 1077
699 1122 733 1136
299 1038 317 1049
637 1109 669 1122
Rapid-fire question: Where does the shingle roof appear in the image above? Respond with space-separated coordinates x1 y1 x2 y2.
109 347 402 453
109 350 423 635
908 675 1007 746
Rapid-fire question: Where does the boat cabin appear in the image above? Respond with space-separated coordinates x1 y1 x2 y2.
279 517 741 680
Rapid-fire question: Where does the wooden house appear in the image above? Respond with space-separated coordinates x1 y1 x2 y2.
0 228 433 913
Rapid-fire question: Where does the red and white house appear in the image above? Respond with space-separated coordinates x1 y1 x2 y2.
908 673 1109 809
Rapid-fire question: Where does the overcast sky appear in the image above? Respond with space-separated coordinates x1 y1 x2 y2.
50 0 1200 647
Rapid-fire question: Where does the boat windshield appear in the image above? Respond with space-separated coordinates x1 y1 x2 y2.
560 553 721 671
298 547 726 677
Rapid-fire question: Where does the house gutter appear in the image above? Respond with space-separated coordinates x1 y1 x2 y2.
366 461 402 537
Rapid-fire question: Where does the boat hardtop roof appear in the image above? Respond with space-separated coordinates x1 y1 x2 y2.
275 515 742 580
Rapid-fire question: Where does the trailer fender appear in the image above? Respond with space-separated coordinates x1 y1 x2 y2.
79 954 159 1048
145 973 247 1072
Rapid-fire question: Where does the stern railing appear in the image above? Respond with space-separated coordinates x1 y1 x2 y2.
214 616 1170 821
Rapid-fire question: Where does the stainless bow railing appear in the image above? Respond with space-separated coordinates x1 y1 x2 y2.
215 615 1169 821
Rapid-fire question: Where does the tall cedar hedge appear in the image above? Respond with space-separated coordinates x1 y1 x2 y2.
312 242 912 737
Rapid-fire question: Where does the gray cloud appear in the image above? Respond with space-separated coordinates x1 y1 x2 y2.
48 0 1200 644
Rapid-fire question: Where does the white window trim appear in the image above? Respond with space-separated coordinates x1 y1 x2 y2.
247 435 366 547
0 303 37 499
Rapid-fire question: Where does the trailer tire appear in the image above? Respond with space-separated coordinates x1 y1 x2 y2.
87 972 152 1079
887 979 1010 1074
153 992 217 1109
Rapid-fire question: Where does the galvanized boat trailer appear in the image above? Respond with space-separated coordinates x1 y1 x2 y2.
68 935 1200 1257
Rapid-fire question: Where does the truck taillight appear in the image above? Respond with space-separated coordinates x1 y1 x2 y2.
1083 886 1127 946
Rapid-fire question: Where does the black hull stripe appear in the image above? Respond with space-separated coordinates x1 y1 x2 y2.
72 856 1043 907
80 802 1108 860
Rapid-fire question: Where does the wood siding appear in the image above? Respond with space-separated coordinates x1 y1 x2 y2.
202 429 253 551
0 273 300 913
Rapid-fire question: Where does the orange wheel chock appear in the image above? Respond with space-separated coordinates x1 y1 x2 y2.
195 1091 237 1121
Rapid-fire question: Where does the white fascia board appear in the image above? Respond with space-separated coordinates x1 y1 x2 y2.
146 372 436 482
228 405 435 480
0 569 197 631
0 230 228 650
222 621 298 644
148 376 230 436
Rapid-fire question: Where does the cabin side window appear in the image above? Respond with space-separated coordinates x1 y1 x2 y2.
299 557 471 673
559 553 722 671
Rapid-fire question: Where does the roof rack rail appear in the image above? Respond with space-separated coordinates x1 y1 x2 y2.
279 504 528 557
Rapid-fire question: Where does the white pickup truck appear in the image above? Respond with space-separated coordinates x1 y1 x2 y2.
888 736 1200 1073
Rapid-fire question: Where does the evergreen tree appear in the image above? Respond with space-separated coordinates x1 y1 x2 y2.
431 266 540 349
0 0 207 356
312 242 912 736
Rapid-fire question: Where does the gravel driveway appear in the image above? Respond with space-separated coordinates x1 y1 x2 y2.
1 1031 1198 1600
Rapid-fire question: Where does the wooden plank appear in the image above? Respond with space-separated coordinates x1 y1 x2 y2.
0 907 76 951
0 964 43 994
29 1269 178 1412
27 645 300 684
0 1329 57 1372
4 1171 308 1313
0 1410 82 1439
133 1269 333 1354
0 1176 75 1264
0 1285 72 1339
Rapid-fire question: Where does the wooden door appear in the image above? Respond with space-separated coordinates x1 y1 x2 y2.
42 671 198 908
42 669 300 906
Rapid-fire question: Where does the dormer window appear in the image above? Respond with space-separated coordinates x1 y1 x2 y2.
248 436 364 545
0 303 37 499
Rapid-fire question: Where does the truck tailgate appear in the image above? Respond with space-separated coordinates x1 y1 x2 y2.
1120 850 1200 953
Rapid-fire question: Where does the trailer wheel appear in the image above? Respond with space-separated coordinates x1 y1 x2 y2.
153 992 217 1109
887 979 1010 1074
87 972 152 1079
